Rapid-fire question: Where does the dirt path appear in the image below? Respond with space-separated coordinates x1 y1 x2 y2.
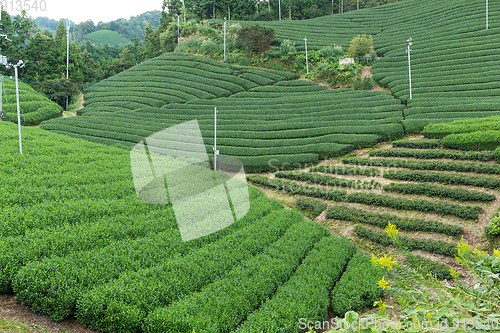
360 66 388 92
0 294 96 333
61 94 83 118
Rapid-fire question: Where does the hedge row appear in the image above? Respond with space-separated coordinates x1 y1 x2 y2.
342 157 500 175
383 169 500 190
421 116 500 139
275 171 380 190
76 209 301 333
369 148 495 161
383 182 494 202
296 198 327 216
345 192 482 220
392 139 441 149
405 253 453 280
325 204 463 236
310 164 380 176
142 221 328 333
330 252 384 316
441 130 500 151
354 225 458 257
234 236 356 333
247 175 346 201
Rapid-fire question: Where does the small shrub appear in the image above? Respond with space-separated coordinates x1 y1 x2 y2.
239 25 276 55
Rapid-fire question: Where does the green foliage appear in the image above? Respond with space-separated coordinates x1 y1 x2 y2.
345 34 373 62
311 164 380 176
422 115 500 139
247 175 347 201
346 192 482 220
343 156 500 175
405 253 453 280
296 198 327 216
392 139 440 149
383 182 495 202
485 214 500 238
234 237 356 333
354 225 458 256
441 130 500 151
325 204 463 236
331 252 384 316
83 30 132 47
275 171 381 190
238 25 275 54
142 222 329 332
384 169 500 190
369 148 495 161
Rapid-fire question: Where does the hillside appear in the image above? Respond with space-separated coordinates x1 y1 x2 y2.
0 76 63 125
41 52 404 172
245 0 500 131
0 121 383 332
83 30 132 47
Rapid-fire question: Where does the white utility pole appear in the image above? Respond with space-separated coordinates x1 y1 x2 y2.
486 0 489 29
66 19 70 110
174 14 179 43
223 18 227 62
407 38 412 100
304 37 309 74
279 0 281 20
213 107 219 172
6 60 25 154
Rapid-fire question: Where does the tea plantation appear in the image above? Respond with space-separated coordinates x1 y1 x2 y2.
0 122 383 332
0 76 63 125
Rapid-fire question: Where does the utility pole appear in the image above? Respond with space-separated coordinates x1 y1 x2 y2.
223 18 227 62
357 0 359 10
4 59 25 154
407 38 412 100
279 0 281 20
486 0 488 29
212 107 219 172
66 19 70 111
304 37 308 74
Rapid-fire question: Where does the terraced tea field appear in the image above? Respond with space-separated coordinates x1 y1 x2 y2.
0 122 384 333
0 76 62 125
248 137 500 279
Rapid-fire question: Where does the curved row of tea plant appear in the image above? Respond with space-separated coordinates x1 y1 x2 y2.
383 182 494 202
325 204 463 236
369 148 495 161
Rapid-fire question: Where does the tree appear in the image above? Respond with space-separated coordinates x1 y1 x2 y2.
345 34 373 62
239 25 275 55
109 48 136 75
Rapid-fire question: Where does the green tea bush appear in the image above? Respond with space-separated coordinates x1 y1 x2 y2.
234 236 356 333
325 204 463 236
296 198 327 216
383 169 500 190
441 130 500 151
383 182 494 202
142 221 328 332
354 225 458 256
275 171 380 190
346 192 482 220
369 148 495 161
310 164 380 176
331 252 384 316
392 139 440 149
405 253 453 280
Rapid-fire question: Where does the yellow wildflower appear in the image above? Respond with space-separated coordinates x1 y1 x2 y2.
373 298 387 313
494 249 500 258
377 276 391 290
371 253 378 267
384 222 399 239
456 237 471 257
450 267 460 280
454 255 462 263
473 248 487 257
376 254 398 272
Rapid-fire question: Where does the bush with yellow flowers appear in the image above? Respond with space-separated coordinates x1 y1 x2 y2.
327 222 500 332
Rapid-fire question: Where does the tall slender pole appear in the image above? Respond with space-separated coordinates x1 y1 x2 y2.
177 15 180 42
407 38 412 100
279 0 281 20
66 19 70 111
214 107 217 171
0 75 3 113
305 37 308 74
223 18 226 62
486 0 488 30
15 66 22 154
